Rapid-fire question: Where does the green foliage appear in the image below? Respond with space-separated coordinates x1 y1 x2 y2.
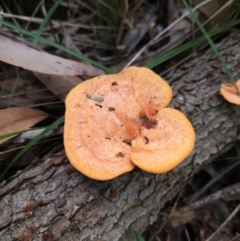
181 0 232 80
0 128 45 140
146 18 240 69
7 73 20 108
133 230 146 241
89 0 126 27
0 116 64 181
32 0 64 45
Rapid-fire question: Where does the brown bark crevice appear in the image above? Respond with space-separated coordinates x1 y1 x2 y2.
1 29 240 241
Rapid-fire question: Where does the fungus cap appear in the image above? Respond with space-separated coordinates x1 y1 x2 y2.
64 67 195 180
130 108 195 173
220 80 240 105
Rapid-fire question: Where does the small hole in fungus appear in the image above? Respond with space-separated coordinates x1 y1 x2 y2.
144 136 149 144
138 112 158 129
116 152 125 157
108 107 115 111
123 139 132 146
105 137 111 140
79 121 86 124
95 104 103 108
112 81 118 86
152 110 158 116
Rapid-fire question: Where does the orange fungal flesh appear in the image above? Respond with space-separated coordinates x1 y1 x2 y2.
130 108 195 173
220 80 240 105
64 67 194 180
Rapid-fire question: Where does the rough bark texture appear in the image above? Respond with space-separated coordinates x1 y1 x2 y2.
1 29 240 241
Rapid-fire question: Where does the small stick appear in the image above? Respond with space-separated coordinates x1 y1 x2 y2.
205 203 240 241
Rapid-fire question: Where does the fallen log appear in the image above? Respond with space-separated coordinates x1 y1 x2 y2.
1 29 240 241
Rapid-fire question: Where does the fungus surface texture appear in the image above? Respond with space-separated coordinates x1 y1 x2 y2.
220 80 240 105
64 67 195 180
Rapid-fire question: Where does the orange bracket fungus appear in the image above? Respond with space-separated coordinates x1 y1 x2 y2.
220 79 240 105
64 67 195 180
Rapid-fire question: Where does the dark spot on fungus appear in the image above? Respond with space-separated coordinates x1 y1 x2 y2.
95 104 103 108
138 112 158 129
116 152 125 157
152 110 158 116
108 107 115 111
79 121 86 124
144 136 149 144
112 81 118 86
123 139 132 146
105 137 111 140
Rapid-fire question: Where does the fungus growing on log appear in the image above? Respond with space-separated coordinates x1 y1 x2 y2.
64 67 195 180
220 80 240 105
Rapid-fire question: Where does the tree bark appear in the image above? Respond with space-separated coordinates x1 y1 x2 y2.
1 29 240 241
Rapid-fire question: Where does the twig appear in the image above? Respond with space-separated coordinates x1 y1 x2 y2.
187 182 240 210
229 233 240 241
123 0 212 69
184 159 240 205
205 203 240 241
148 187 184 241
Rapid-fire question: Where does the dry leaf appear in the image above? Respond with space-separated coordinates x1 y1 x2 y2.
211 59 221 68
0 107 49 144
0 35 104 76
169 208 195 227
192 0 219 19
34 72 83 101
0 76 57 108
118 9 157 53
